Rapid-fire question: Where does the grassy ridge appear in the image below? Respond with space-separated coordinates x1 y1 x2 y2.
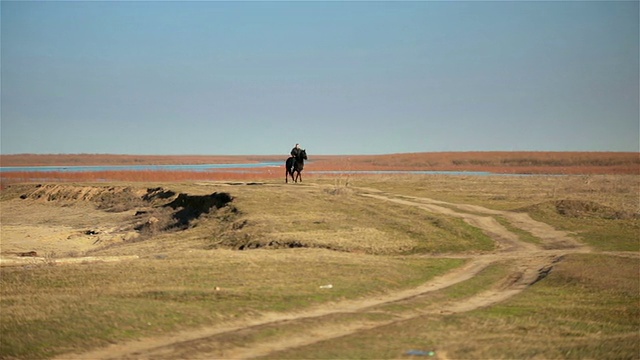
210 184 495 254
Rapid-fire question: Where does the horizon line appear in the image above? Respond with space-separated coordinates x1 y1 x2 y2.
1 150 638 157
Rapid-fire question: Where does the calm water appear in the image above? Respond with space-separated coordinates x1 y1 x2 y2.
0 162 283 173
0 163 500 176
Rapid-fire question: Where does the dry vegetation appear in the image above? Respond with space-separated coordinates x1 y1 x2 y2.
0 168 638 359
0 169 283 185
311 151 639 174
1 152 637 189
1 152 638 184
0 154 283 167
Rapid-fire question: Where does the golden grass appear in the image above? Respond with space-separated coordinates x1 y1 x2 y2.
334 174 639 215
0 174 638 359
0 251 463 359
206 183 495 254
263 254 639 360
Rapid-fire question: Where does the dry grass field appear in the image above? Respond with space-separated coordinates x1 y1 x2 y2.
0 153 638 359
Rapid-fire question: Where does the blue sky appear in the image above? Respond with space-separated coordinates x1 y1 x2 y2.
1 1 638 155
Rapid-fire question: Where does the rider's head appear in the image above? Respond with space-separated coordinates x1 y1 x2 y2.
295 143 300 148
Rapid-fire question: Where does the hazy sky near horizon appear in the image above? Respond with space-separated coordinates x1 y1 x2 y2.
1 1 638 156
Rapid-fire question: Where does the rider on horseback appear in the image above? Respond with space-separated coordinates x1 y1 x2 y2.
290 143 302 172
286 144 307 183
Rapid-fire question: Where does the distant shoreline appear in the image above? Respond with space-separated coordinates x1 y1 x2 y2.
1 151 638 176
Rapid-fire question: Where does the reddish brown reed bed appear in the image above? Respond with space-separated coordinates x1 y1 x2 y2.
0 169 285 186
308 162 638 175
0 154 284 167
310 152 640 175
1 152 638 187
2 152 637 174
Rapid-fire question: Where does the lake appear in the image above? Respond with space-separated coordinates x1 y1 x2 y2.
0 162 283 173
0 163 502 176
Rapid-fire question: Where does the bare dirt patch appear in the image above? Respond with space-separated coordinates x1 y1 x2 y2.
0 184 234 264
553 199 637 220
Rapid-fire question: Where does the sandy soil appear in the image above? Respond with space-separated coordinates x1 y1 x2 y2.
0 186 145 265
4 183 596 360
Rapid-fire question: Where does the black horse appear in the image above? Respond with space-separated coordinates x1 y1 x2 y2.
285 149 307 183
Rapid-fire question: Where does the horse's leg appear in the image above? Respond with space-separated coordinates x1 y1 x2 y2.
285 159 294 183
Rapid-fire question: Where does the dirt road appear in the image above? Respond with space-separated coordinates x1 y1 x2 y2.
59 185 593 360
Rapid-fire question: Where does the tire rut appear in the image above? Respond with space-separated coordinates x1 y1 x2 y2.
61 188 590 360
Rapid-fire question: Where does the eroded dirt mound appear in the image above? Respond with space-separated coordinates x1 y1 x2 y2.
4 184 235 241
10 184 152 211
136 192 237 234
555 199 636 220
14 184 137 202
160 192 234 230
520 199 637 220
143 187 177 202
210 227 340 251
